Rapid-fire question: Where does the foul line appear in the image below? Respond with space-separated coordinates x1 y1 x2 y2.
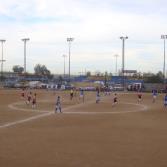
0 112 53 128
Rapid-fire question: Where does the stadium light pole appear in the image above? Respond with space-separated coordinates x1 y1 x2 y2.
62 54 67 78
22 38 30 73
114 54 119 75
120 36 128 91
67 37 74 82
161 35 167 83
0 40 6 81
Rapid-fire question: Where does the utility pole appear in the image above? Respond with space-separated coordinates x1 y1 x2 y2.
62 54 67 78
161 35 167 84
120 36 128 91
114 54 119 75
22 38 30 73
0 39 6 81
67 37 74 82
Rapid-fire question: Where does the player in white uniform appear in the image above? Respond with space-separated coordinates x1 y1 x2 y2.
55 96 62 113
96 90 100 104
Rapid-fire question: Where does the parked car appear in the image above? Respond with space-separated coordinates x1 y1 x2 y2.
113 84 124 91
60 84 75 90
79 87 96 91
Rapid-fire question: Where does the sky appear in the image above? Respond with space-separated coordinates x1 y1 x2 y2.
0 0 167 75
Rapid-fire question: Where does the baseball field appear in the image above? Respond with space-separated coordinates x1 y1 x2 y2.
0 89 167 167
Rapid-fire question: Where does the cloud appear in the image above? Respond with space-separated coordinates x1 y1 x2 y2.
0 0 166 74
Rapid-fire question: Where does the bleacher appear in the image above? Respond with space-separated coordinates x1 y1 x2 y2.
109 76 143 85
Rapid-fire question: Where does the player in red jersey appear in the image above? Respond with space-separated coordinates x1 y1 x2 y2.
26 91 32 105
137 91 142 102
21 88 25 99
32 93 37 109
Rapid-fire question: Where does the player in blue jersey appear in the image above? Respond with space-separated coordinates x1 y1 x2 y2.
79 89 84 103
164 94 167 107
152 89 158 103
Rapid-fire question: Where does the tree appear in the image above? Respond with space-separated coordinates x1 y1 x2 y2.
34 64 51 76
12 65 24 73
104 71 108 86
157 71 164 80
143 71 163 83
86 71 91 77
95 71 103 76
58 75 63 84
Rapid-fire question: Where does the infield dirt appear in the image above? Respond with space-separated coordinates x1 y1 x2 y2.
0 89 167 167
